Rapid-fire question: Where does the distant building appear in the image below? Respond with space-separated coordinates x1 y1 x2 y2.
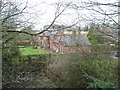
38 24 91 54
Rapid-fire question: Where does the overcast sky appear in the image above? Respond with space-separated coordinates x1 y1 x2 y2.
12 0 118 30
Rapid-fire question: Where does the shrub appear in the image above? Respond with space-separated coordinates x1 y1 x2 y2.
2 43 20 86
47 51 118 88
87 78 118 89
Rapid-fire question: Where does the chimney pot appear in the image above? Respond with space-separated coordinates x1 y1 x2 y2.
58 26 61 31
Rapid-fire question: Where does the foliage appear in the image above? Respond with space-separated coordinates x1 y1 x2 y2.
47 51 118 88
1 0 26 87
95 35 115 44
67 29 72 32
87 78 118 89
33 45 37 49
2 47 52 88
2 43 20 83
17 26 38 42
87 29 99 45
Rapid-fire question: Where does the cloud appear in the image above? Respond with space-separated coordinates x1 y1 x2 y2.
11 0 118 30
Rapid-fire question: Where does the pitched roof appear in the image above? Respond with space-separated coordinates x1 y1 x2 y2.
53 35 91 46
50 31 58 37
53 36 61 43
40 30 58 37
76 35 91 46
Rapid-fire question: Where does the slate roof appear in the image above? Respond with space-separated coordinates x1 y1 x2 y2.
50 31 58 37
53 35 91 46
76 35 91 46
40 30 58 37
53 36 61 43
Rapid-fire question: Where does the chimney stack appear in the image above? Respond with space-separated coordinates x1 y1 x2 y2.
52 25 54 29
72 30 76 36
58 26 61 31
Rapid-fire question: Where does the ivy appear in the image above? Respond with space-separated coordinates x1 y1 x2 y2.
87 29 99 45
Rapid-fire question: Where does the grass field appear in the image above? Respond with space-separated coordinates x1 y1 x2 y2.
19 46 50 55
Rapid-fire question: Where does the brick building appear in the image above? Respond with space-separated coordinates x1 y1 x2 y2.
38 25 91 54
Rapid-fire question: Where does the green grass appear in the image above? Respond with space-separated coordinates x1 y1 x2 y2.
19 46 50 55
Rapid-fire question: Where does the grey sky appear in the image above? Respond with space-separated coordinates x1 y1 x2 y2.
12 0 118 30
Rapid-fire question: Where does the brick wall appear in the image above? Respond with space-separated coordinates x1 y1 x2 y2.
45 37 49 48
39 37 43 45
49 37 54 50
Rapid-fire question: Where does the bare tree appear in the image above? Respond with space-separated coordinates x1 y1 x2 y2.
1 0 78 37
84 0 119 40
65 0 119 40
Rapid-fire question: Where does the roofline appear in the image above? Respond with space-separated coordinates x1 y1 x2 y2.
64 45 91 47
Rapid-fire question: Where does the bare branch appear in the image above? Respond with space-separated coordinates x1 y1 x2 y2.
97 29 118 40
1 1 28 25
1 1 73 36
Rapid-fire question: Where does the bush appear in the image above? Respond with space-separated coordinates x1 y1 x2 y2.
33 45 37 49
2 43 21 85
87 29 99 45
87 78 118 89
47 51 118 88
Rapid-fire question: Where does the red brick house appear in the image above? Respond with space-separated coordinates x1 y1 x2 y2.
38 25 63 49
38 25 91 54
